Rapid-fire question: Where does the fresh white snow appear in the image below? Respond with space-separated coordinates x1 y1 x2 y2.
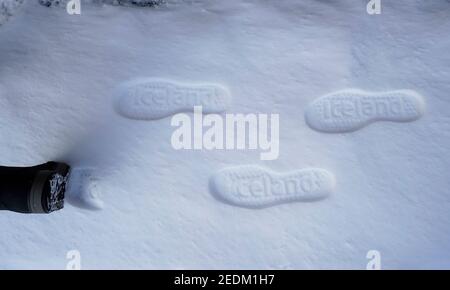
0 0 449 269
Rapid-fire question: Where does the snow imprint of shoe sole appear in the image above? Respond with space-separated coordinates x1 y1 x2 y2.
210 165 335 208
38 0 165 8
305 89 425 133
66 168 104 210
115 79 231 120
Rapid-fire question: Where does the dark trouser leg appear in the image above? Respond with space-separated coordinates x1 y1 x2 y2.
0 162 70 214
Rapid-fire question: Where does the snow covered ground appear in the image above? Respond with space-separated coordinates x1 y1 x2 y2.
0 0 449 269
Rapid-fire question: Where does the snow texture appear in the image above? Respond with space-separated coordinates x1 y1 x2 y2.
0 0 24 25
305 89 425 133
0 0 449 269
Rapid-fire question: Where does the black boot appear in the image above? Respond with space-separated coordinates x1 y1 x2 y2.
0 162 70 214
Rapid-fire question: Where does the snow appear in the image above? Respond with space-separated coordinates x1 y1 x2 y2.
0 0 23 25
0 0 449 269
